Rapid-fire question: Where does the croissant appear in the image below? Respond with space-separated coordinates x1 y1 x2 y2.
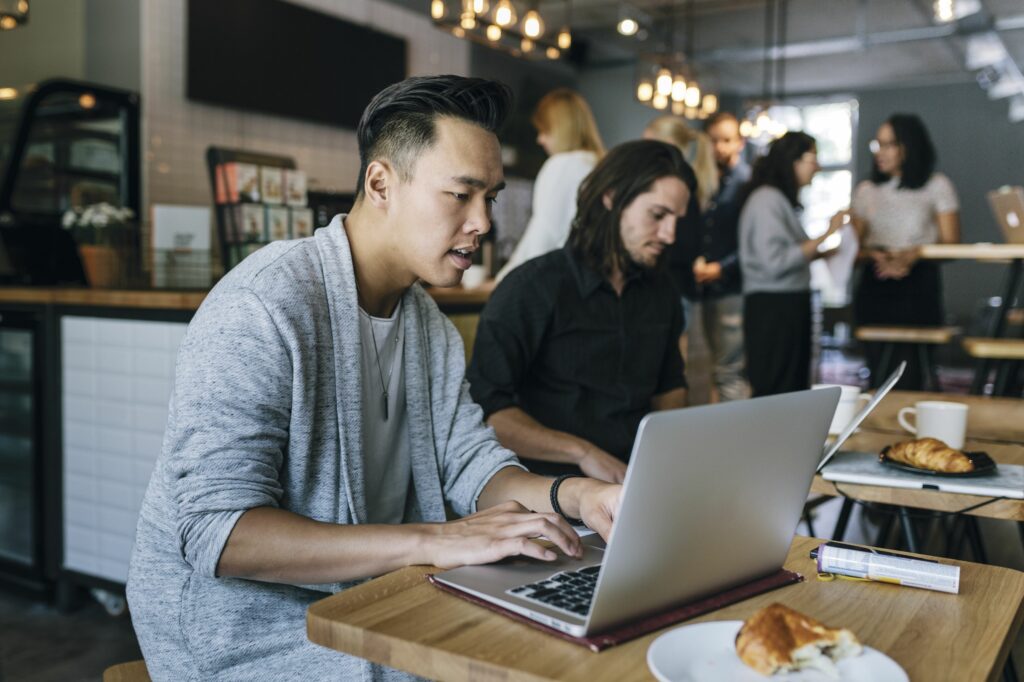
735 603 862 676
884 438 974 473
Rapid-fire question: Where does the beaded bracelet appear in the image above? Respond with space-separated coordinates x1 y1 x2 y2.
549 473 584 524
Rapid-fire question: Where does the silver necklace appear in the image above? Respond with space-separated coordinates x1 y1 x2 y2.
365 310 401 420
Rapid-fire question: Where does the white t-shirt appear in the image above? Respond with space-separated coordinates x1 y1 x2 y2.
851 172 959 249
496 149 598 281
359 301 411 525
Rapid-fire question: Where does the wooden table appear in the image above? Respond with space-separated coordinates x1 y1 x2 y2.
307 536 1024 682
860 390 1024 444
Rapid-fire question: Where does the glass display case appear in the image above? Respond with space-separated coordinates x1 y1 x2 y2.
0 79 140 285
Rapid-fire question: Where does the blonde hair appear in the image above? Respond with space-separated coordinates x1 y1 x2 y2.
644 116 719 210
531 89 605 157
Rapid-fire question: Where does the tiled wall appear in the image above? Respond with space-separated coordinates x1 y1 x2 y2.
62 316 187 583
140 0 470 211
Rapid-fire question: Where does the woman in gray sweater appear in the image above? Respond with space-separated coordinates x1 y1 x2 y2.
738 132 844 396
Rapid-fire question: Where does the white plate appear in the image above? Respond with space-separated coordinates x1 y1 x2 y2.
647 620 908 682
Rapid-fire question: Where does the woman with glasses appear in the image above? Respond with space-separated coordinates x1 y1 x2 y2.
739 132 845 396
851 113 960 389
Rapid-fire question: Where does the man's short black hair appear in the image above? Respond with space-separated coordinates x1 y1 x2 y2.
355 75 513 197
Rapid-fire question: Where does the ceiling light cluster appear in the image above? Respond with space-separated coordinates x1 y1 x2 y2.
634 56 718 119
431 0 571 61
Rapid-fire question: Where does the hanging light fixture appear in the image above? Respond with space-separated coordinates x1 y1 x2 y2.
617 17 638 36
430 0 445 20
470 0 488 14
522 3 544 39
486 23 501 41
637 81 654 102
671 77 687 102
656 68 673 97
521 36 535 52
743 0 790 142
493 0 516 27
557 1 572 50
684 83 701 108
546 46 560 59
652 93 669 110
460 10 476 29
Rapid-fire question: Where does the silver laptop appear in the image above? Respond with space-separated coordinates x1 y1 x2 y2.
987 186 1024 244
433 387 843 637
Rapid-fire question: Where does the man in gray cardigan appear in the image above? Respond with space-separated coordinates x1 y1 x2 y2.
127 76 621 681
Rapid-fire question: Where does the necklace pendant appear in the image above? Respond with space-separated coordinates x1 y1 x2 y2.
382 389 389 420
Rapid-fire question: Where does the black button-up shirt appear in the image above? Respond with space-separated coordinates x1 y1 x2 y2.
668 160 751 300
467 246 686 474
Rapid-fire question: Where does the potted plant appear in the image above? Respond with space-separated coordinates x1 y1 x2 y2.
61 203 135 288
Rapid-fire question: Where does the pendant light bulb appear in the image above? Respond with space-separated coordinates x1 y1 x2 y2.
486 23 501 41
656 69 673 97
493 0 516 27
431 0 445 20
636 81 654 102
521 36 535 52
702 94 719 114
471 0 489 14
684 83 701 108
671 77 686 102
617 18 638 36
460 10 477 29
653 93 669 110
523 9 544 38
557 27 572 50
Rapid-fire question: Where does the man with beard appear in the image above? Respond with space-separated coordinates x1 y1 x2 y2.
468 140 694 484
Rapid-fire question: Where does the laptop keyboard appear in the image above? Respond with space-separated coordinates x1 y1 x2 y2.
506 564 600 617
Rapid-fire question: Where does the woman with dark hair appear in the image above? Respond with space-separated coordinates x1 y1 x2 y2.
739 132 845 396
851 113 960 389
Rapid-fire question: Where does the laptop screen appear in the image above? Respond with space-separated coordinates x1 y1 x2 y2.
816 361 906 472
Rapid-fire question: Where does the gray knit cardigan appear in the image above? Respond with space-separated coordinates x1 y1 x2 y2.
127 215 522 681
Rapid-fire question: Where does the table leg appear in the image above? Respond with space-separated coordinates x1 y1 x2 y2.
831 498 854 541
965 516 989 564
973 259 1024 395
898 507 919 553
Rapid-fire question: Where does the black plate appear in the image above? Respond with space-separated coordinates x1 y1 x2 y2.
879 447 997 477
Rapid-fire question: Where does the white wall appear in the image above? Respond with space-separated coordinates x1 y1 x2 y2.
139 0 470 217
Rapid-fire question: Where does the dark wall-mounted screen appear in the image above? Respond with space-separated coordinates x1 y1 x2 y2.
187 0 407 129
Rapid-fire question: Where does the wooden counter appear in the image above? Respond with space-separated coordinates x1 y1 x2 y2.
0 283 493 313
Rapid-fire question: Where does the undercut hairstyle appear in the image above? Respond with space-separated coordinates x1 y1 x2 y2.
569 140 697 279
743 131 816 208
355 75 513 197
870 113 936 190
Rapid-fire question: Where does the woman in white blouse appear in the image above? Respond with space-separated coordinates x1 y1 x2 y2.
851 113 960 389
496 89 604 281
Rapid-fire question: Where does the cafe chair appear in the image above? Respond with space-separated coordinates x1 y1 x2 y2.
854 325 960 391
962 337 1024 396
102 660 150 682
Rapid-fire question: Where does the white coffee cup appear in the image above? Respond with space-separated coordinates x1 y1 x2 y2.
813 384 870 435
897 401 969 450
461 265 487 289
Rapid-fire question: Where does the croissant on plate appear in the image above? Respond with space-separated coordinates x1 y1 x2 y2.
735 603 862 676
883 437 975 473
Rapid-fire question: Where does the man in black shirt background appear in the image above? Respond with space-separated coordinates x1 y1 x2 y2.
467 141 695 483
668 112 751 402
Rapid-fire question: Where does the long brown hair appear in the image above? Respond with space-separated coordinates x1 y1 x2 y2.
569 140 696 278
531 88 605 156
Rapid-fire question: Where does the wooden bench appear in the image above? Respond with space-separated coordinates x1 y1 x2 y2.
854 325 960 390
102 660 150 682
963 337 1024 396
